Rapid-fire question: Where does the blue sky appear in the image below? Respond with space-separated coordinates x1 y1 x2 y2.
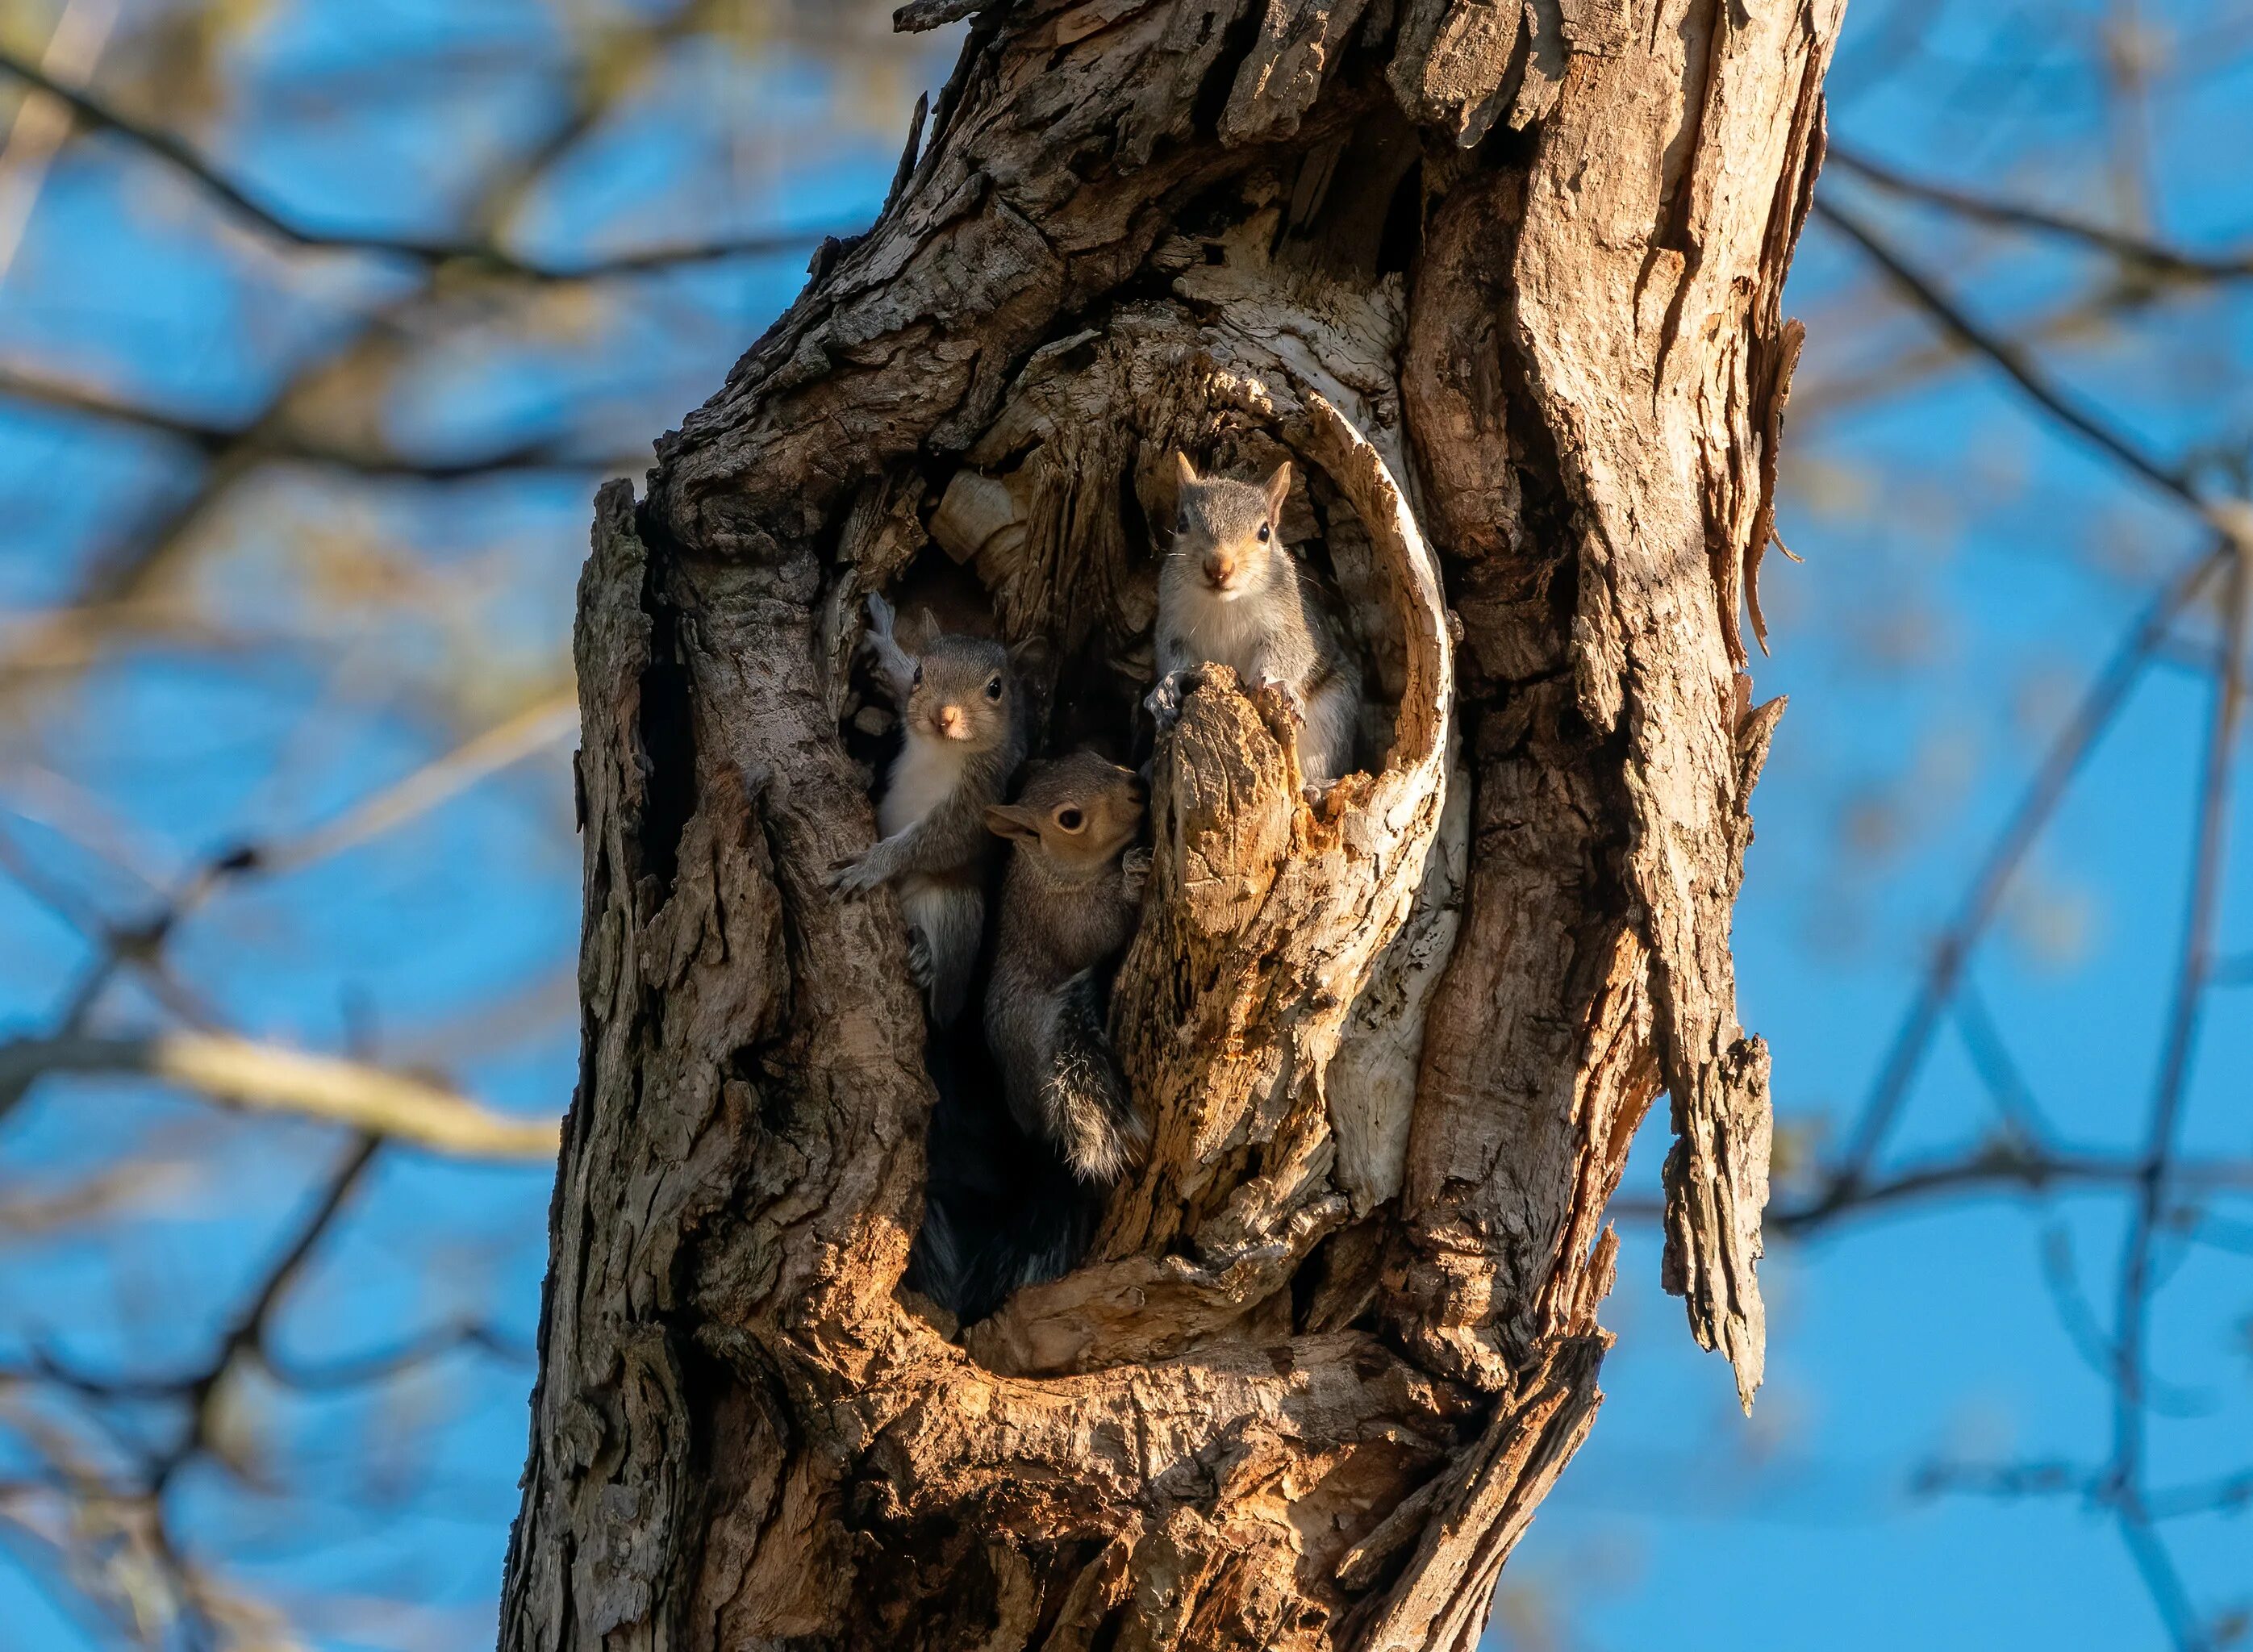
0 1 2247 1648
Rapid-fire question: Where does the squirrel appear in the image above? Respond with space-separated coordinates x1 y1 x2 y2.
1146 452 1363 786
830 593 1026 1025
983 750 1153 1185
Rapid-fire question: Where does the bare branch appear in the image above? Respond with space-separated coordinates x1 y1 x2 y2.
0 46 837 282
265 1321 532 1391
1764 1145 2253 1233
257 690 577 877
1828 146 2253 282
0 1033 557 1160
0 362 644 479
2107 543 2248 1652
1813 197 2202 512
1810 543 2226 1202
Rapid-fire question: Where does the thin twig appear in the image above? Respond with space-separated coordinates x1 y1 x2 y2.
2105 544 2247 1652
0 364 643 479
257 690 577 877
1828 146 2253 281
0 46 837 281
1809 543 2226 1204
1604 1145 2253 1233
265 1322 531 1391
1814 197 2201 512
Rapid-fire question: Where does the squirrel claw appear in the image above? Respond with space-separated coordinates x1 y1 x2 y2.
1145 668 1199 732
1258 676 1306 726
825 854 878 895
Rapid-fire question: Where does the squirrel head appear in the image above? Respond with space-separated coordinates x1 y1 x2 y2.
904 633 1015 750
987 751 1146 872
1170 452 1291 600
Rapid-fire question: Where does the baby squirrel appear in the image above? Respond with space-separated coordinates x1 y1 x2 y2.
1147 452 1363 786
983 750 1153 1184
830 594 1026 1024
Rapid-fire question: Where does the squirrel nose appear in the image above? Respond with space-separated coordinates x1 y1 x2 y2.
1204 555 1232 586
935 705 966 736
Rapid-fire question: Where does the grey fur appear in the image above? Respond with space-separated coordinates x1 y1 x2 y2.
1148 457 1363 785
832 594 1026 1024
984 753 1151 1183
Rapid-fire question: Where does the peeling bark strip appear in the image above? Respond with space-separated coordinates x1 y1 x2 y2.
506 1 1839 1646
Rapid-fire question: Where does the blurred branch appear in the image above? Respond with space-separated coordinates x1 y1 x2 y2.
1608 1141 2253 1233
22 0 749 645
0 0 117 286
1829 146 2253 281
0 363 643 479
1806 541 2226 1205
1813 196 2204 512
0 45 838 282
0 1154 196 1237
257 690 577 877
0 1032 557 1160
1950 981 2054 1142
2106 544 2247 1652
265 1320 532 1391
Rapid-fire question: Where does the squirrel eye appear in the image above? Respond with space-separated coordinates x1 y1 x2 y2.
1257 523 1270 542
911 663 923 687
1176 513 1188 532
1055 807 1084 832
985 676 1003 701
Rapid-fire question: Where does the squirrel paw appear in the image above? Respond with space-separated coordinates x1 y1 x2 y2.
905 929 935 990
1120 845 1153 903
1145 668 1200 732
824 853 884 896
1257 675 1307 726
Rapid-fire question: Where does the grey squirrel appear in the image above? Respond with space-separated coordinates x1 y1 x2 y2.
829 593 1026 1025
1147 452 1363 786
983 750 1152 1185
905 750 1149 1326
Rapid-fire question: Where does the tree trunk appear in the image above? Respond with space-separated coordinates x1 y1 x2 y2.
501 0 1838 1646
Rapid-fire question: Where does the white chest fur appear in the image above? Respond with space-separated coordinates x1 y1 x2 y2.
880 732 969 837
1170 573 1279 681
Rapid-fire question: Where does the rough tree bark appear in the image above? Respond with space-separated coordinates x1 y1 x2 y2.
502 0 1839 1646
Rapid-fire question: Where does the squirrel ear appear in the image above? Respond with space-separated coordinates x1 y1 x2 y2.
1173 450 1199 488
1262 460 1292 524
985 803 1041 843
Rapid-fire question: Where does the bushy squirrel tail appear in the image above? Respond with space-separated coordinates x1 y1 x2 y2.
1041 970 1150 1184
